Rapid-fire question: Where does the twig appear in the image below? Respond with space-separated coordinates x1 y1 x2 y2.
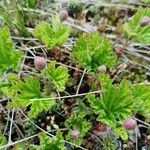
0 98 8 103
3 110 10 135
135 128 138 150
30 90 101 101
0 134 38 150
0 105 24 138
123 56 150 71
12 36 37 41
135 118 150 128
76 69 87 94
125 50 150 62
89 132 103 146
21 44 36 57
8 107 15 144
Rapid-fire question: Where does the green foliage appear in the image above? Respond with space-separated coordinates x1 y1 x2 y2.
5 76 42 107
102 136 116 150
141 0 150 3
72 32 117 72
29 98 55 118
33 17 71 48
0 27 23 77
43 61 69 92
0 135 7 146
33 22 54 48
68 0 85 14
131 84 150 120
3 76 55 118
0 121 4 134
65 112 92 145
124 7 150 44
113 127 128 141
24 0 37 8
32 131 66 150
0 2 29 36
16 0 37 8
1 73 19 99
12 143 27 150
72 98 93 115
0 5 13 26
14 8 29 36
87 74 133 127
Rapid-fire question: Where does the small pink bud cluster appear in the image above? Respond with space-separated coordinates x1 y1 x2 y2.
140 16 150 27
59 10 68 22
34 56 47 70
123 118 137 130
71 129 80 139
95 122 107 132
115 45 124 57
98 65 107 73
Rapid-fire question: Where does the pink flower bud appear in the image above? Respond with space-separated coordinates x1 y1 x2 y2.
34 56 47 70
95 122 107 132
71 129 80 139
115 45 124 57
123 118 136 130
140 16 150 27
59 10 68 22
98 65 107 73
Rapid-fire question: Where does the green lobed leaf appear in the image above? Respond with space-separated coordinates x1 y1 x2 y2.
65 112 92 146
131 84 150 120
43 61 69 92
32 131 66 150
0 27 23 77
72 32 117 72
28 98 55 118
5 76 55 118
87 74 133 127
124 7 150 44
113 127 128 141
33 21 55 48
33 17 71 48
1 73 19 99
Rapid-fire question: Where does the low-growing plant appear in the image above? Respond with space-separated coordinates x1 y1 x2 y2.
43 61 69 92
68 0 85 14
31 131 66 150
72 32 117 72
124 7 150 44
87 74 133 127
102 135 116 150
2 61 69 117
72 98 93 115
0 1 30 36
0 27 23 77
65 112 92 145
87 74 150 128
131 84 150 121
16 0 37 8
2 74 55 118
113 127 128 141
33 17 71 48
